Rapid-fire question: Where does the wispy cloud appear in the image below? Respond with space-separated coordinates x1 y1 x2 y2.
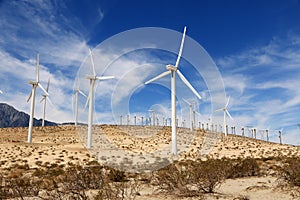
216 34 300 143
0 0 103 123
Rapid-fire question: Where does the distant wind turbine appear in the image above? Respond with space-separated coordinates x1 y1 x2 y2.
215 96 233 136
85 48 114 149
40 78 53 127
74 83 87 126
27 53 49 143
277 128 283 144
145 26 202 155
183 98 194 131
148 110 155 126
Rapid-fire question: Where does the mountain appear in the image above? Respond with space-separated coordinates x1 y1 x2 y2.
0 103 57 128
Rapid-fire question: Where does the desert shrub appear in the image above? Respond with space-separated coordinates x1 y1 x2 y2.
1 176 40 199
95 179 142 200
0 172 8 199
153 159 227 196
279 156 300 186
39 164 107 200
108 168 127 182
227 158 260 179
154 162 190 193
153 158 260 196
194 158 230 193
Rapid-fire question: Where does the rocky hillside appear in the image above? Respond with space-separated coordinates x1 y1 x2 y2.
0 103 57 128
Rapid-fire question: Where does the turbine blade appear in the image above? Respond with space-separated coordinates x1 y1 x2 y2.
225 96 230 108
0 90 3 94
27 92 32 102
38 83 49 96
177 70 201 99
145 71 171 85
182 98 191 106
47 96 54 107
226 109 233 120
195 110 201 116
40 96 45 103
96 76 115 80
175 26 187 68
36 53 40 82
78 90 87 97
85 91 91 108
214 108 224 112
89 48 96 76
46 78 50 92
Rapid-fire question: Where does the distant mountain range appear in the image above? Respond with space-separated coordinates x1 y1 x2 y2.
0 103 57 128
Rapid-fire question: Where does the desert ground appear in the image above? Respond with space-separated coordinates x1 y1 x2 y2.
0 125 300 199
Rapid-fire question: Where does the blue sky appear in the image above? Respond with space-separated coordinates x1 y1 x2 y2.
0 0 300 145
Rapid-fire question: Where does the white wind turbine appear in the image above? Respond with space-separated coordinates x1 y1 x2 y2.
40 78 52 127
145 26 202 155
27 53 49 143
74 82 87 126
215 96 233 136
85 48 114 149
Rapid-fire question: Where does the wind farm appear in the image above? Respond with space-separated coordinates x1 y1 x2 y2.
1 2 300 198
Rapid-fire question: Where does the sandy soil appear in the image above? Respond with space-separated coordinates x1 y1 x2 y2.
0 125 299 199
0 126 93 169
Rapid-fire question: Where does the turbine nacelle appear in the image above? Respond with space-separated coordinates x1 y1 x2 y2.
166 64 177 71
86 75 97 80
28 80 38 85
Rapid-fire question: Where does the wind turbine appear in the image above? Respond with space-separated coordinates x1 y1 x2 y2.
40 78 52 127
183 98 194 131
276 128 283 144
27 53 49 143
145 26 202 155
85 48 114 149
74 82 87 126
215 96 233 136
148 110 155 126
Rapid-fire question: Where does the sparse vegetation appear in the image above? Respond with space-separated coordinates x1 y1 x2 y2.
1 125 300 199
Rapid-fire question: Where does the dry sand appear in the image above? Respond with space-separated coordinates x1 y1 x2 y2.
0 125 300 199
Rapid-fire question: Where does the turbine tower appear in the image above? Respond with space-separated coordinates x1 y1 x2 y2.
27 53 48 143
74 83 87 126
145 26 201 155
215 96 233 136
85 48 114 149
40 78 53 127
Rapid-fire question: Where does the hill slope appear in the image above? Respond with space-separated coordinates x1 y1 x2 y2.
0 103 57 128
